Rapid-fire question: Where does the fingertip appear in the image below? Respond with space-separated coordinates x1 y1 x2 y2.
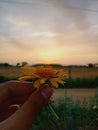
41 86 54 102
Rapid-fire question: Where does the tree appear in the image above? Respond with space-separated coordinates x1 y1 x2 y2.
16 62 20 67
0 63 12 67
21 61 28 67
88 63 94 68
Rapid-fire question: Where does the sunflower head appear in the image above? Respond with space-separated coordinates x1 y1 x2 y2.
19 65 67 88
35 66 56 78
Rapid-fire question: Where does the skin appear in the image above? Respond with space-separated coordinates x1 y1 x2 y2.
0 81 54 130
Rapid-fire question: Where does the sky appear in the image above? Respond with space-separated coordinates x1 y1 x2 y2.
0 0 98 65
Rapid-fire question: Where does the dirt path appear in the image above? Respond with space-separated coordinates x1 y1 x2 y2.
53 88 97 101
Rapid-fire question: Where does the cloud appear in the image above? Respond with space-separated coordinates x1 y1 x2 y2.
0 0 98 64
5 16 32 26
45 0 89 30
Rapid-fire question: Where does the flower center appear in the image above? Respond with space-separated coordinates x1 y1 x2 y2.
35 66 55 78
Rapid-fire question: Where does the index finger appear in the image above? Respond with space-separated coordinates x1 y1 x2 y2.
7 81 36 96
0 81 36 103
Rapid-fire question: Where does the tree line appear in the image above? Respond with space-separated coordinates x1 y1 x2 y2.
0 62 98 68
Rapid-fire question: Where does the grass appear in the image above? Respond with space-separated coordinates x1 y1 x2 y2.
31 91 98 130
0 67 23 78
0 75 98 88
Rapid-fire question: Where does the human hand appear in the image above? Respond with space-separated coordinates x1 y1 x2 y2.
0 81 53 130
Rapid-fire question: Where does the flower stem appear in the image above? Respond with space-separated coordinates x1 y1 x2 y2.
48 104 59 121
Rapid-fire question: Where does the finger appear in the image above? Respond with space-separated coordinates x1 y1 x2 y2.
0 81 36 110
0 95 29 111
0 81 36 103
48 97 53 104
8 81 36 96
1 85 54 130
9 81 36 104
0 105 20 122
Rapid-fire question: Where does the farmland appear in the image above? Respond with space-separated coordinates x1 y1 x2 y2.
0 66 98 79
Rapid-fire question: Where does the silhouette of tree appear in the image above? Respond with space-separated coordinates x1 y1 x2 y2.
0 63 12 67
16 62 20 67
88 63 94 68
21 61 28 67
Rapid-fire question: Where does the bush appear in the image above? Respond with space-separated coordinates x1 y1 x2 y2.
60 77 98 88
31 92 98 130
0 75 98 88
0 75 17 83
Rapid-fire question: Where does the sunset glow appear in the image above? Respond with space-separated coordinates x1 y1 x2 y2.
0 0 98 65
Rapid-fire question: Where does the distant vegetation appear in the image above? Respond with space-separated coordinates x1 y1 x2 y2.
0 62 98 68
0 75 17 83
0 75 98 88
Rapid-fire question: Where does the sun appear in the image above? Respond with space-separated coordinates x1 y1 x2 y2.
27 34 66 64
37 48 64 64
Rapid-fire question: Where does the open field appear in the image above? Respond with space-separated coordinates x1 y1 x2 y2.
0 67 24 78
0 66 98 78
64 67 98 78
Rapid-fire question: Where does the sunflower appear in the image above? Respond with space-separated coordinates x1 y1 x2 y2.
19 65 67 88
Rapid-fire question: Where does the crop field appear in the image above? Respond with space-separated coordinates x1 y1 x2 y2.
0 66 98 78
0 67 24 78
66 67 98 78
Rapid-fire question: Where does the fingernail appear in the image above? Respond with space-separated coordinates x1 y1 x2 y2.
41 87 53 101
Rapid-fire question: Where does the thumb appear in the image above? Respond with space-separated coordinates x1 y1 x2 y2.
1 85 53 130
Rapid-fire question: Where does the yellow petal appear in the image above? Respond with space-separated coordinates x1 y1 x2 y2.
33 79 41 88
54 78 65 85
49 78 58 88
54 70 58 74
40 78 47 84
57 69 67 78
21 65 35 75
19 76 33 81
57 69 63 75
